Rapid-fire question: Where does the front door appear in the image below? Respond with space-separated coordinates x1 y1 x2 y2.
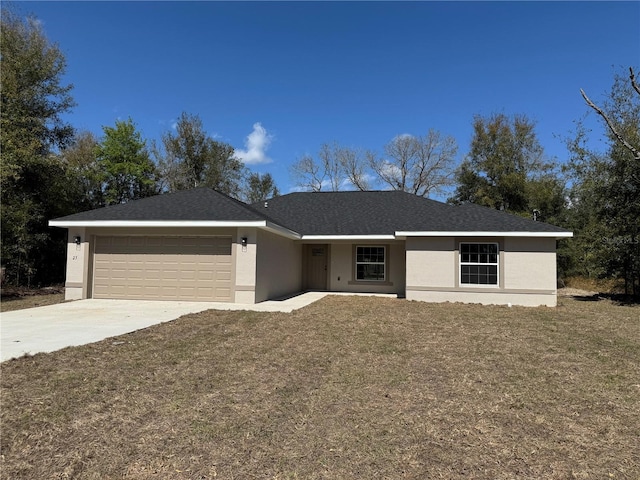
305 244 328 290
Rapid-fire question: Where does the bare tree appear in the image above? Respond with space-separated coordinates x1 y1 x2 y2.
318 143 342 191
580 67 640 161
290 142 371 191
290 154 326 192
371 129 458 197
329 143 373 191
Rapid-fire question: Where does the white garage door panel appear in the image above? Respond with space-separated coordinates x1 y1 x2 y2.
93 236 233 301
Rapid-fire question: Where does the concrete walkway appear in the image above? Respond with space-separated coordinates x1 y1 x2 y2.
0 292 329 362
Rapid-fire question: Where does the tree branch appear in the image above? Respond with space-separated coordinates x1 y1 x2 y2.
629 67 640 95
580 87 640 161
630 67 640 96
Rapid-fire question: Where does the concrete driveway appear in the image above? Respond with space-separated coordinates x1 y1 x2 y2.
0 293 328 362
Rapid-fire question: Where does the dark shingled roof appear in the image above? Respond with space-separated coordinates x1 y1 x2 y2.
52 188 571 236
252 191 570 235
52 188 266 222
452 203 568 233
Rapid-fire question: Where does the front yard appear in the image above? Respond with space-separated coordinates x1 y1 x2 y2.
1 286 65 312
1 295 638 479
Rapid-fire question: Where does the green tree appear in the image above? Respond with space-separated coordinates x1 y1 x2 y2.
203 140 246 199
1 154 85 286
0 7 77 286
0 7 75 184
562 129 611 280
450 113 565 221
97 118 157 205
568 68 640 295
157 112 246 197
244 172 280 203
60 130 104 209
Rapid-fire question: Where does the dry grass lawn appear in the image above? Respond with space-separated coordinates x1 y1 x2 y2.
1 293 65 312
1 286 65 312
1 295 638 479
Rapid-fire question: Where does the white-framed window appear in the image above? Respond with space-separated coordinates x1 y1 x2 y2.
356 246 386 281
460 243 499 286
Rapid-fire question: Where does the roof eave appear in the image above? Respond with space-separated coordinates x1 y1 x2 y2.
48 219 302 240
48 220 270 228
263 221 302 239
300 235 397 241
395 231 573 239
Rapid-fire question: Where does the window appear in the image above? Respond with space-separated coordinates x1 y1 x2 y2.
460 243 498 286
356 246 385 281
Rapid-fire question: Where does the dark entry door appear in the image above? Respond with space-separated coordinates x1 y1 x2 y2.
305 244 328 290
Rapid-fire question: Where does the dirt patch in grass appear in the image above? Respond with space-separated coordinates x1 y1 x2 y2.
2 296 639 479
563 276 626 295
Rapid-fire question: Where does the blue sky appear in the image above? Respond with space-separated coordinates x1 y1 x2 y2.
17 1 640 196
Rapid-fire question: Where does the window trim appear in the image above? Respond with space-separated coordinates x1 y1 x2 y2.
459 242 499 288
355 245 386 282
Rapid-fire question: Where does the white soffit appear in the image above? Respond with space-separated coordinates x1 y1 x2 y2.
263 222 301 239
48 220 302 239
301 235 396 241
395 231 573 238
48 220 269 228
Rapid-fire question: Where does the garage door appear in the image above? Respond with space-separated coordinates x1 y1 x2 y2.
93 236 233 301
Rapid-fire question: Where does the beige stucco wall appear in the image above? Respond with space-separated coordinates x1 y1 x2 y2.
85 227 238 237
503 237 556 291
406 290 557 307
405 236 558 307
255 230 302 302
60 226 558 307
327 241 405 295
63 228 89 300
234 227 257 303
405 237 456 289
65 227 251 302
68 226 295 304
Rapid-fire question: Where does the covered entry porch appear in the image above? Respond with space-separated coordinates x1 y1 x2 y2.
300 241 406 296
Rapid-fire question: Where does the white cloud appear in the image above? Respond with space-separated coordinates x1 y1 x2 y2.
235 122 273 165
394 133 414 141
379 160 402 179
340 172 377 191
